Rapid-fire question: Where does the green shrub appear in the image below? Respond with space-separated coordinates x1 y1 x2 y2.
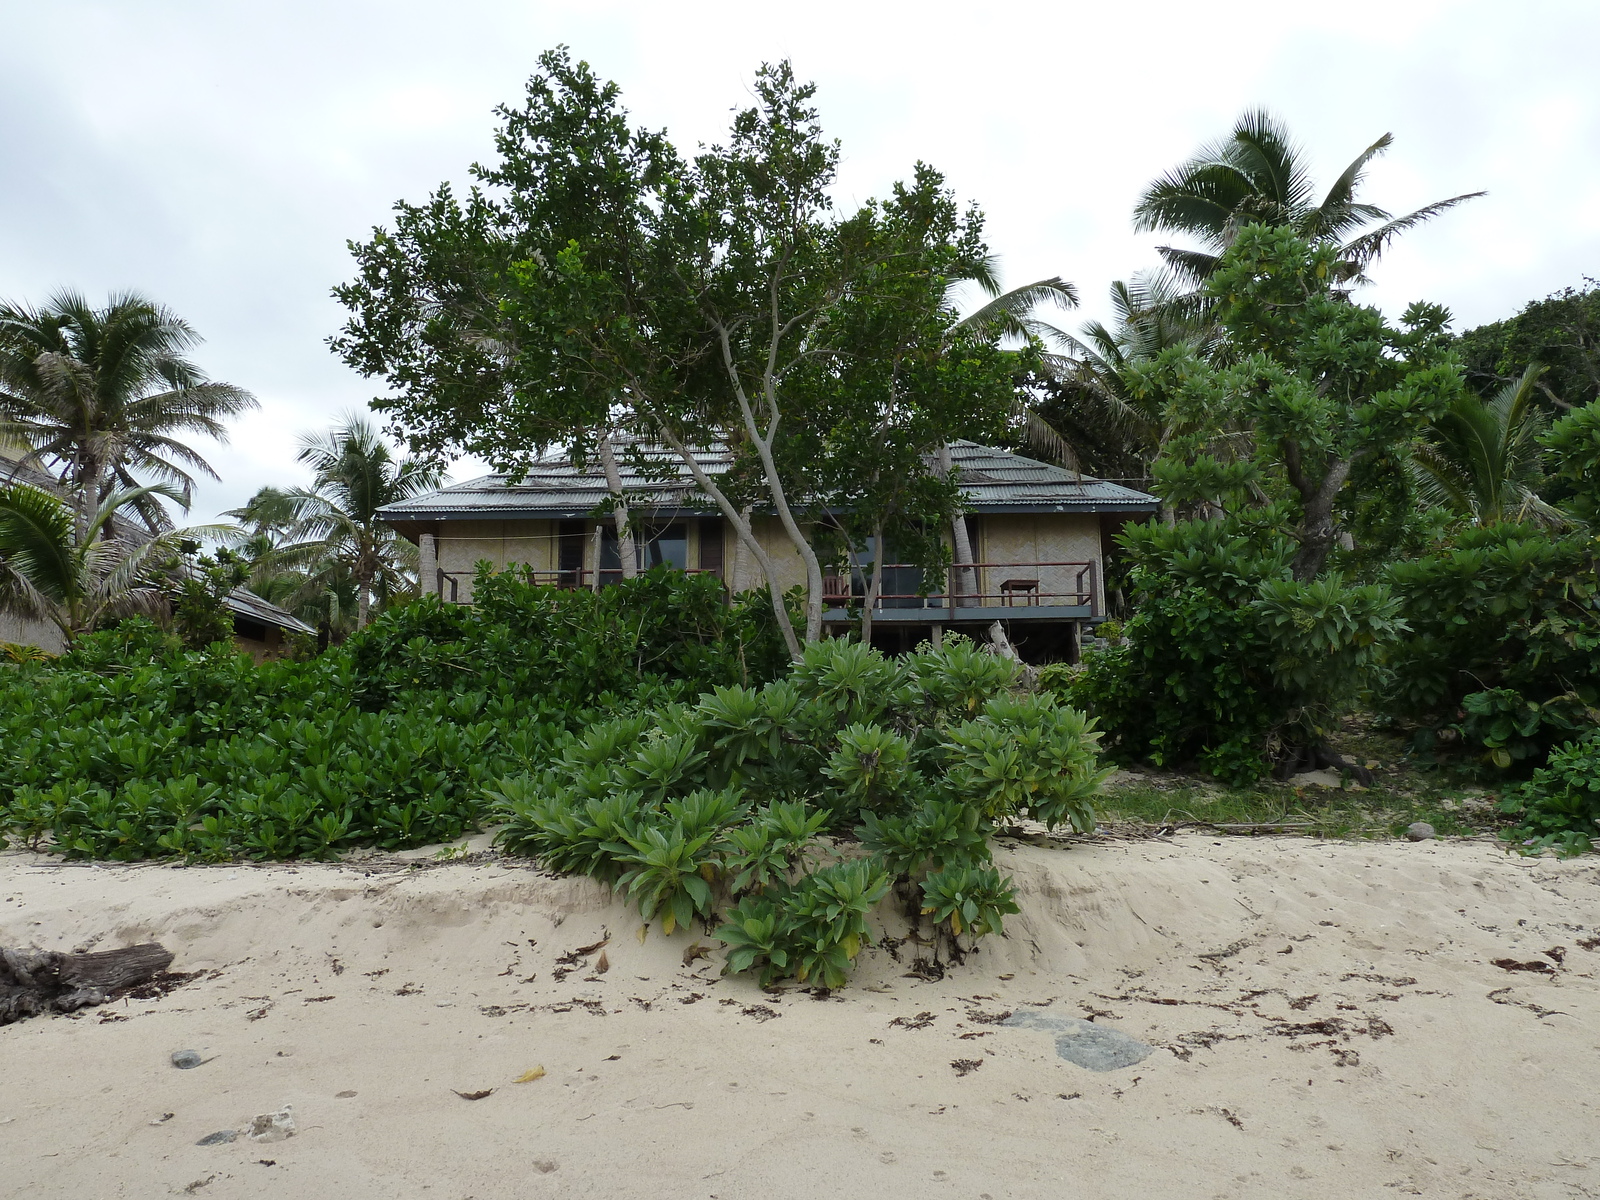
1500 730 1600 855
920 864 1020 938
497 635 1109 987
1061 520 1402 784
0 571 784 860
1380 524 1600 767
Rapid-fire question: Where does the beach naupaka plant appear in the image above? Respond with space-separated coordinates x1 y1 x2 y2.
494 635 1110 987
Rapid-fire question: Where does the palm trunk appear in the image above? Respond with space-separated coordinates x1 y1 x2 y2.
937 443 975 604
597 434 637 579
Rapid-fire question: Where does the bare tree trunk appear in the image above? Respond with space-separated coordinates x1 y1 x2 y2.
589 524 604 592
652 420 803 661
357 583 371 628
597 434 637 579
1285 448 1356 582
715 326 826 645
730 504 754 590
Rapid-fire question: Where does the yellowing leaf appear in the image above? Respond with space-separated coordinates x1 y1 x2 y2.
514 1066 546 1084
637 923 649 944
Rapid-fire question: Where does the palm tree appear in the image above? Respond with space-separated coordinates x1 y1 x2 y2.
224 485 360 644
1411 364 1565 527
1029 272 1225 481
1133 110 1483 291
263 416 443 629
946 265 1082 465
0 482 211 643
0 291 256 539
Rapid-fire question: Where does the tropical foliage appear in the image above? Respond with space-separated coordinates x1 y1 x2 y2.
1132 108 1481 292
252 416 441 630
497 636 1106 985
0 291 255 536
0 482 212 644
0 570 788 861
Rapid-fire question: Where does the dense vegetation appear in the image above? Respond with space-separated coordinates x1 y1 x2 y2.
497 636 1105 986
0 570 787 860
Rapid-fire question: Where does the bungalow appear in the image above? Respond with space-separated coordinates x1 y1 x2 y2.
0 442 315 659
378 440 1157 661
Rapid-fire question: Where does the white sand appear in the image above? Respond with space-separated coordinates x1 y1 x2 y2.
2 833 1598 1199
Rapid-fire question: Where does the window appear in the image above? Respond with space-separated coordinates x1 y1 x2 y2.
600 521 688 583
698 518 724 578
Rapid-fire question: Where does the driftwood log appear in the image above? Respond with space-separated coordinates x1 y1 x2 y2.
0 943 174 1025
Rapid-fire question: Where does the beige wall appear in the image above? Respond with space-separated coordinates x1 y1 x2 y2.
973 513 1102 611
430 510 1106 611
434 519 559 602
977 513 1101 566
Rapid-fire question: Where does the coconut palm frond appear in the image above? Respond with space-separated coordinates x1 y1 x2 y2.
1339 192 1487 270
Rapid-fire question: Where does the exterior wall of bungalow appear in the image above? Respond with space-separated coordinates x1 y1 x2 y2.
428 510 1105 614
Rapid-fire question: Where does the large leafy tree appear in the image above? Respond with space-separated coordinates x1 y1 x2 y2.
0 292 256 538
1136 225 1467 580
263 416 442 630
1133 110 1481 292
333 49 1025 658
0 482 206 643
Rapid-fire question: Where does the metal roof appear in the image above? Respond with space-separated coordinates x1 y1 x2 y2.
223 588 317 637
378 440 1156 526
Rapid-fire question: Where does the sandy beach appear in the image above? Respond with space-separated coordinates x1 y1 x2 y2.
2 832 1598 1200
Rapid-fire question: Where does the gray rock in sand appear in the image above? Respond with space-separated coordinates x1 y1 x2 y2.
1405 821 1436 842
1004 1011 1153 1072
196 1130 238 1146
170 1050 203 1069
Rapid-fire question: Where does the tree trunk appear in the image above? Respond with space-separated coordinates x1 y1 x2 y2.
859 518 885 648
1 942 174 1026
1287 453 1355 582
715 326 825 646
596 435 637 579
652 421 803 661
730 505 754 591
937 444 976 605
589 524 604 592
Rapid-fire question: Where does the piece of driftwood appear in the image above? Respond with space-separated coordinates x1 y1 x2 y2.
0 942 174 1025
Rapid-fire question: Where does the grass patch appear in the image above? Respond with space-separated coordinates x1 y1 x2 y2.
1098 780 1502 841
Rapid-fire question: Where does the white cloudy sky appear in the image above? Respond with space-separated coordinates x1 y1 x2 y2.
2 0 1596 522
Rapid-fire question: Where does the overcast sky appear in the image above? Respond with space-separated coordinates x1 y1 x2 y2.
2 0 1596 523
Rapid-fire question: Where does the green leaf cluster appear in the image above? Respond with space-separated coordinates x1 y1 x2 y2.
1499 730 1600 857
1060 519 1404 785
0 571 785 860
496 635 1108 986
1379 523 1600 766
